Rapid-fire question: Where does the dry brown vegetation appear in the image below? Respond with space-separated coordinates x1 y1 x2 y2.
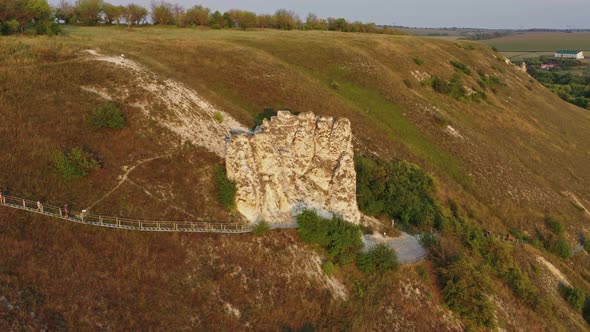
1 26 590 329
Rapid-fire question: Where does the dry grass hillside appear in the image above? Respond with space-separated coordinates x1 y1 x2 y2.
1 26 590 330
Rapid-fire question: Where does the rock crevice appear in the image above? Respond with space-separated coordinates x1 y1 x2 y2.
226 111 360 224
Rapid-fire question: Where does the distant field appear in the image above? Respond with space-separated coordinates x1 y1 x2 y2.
481 32 590 60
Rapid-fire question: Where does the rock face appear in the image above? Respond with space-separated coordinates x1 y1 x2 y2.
225 111 360 224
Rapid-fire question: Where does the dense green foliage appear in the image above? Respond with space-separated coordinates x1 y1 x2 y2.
544 216 564 235
0 0 60 35
54 147 100 180
526 56 590 110
213 165 237 210
430 75 485 101
551 238 571 259
450 60 471 75
252 220 270 236
47 1 404 34
355 156 442 228
296 210 363 264
563 286 586 312
440 257 496 328
89 102 125 129
356 244 399 274
474 235 540 307
422 204 546 327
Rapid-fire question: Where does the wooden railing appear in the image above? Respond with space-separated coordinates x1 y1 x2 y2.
0 195 261 233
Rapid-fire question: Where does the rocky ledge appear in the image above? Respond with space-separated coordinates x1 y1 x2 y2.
225 111 360 224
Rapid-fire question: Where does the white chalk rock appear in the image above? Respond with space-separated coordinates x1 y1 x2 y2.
226 111 360 224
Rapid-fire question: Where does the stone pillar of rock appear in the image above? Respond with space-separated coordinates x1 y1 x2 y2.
225 111 361 224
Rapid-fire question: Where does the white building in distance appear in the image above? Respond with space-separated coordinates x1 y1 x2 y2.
554 50 584 60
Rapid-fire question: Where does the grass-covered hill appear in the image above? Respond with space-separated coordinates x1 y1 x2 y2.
1 26 590 330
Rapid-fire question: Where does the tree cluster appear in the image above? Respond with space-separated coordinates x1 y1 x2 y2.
355 156 444 228
0 0 59 35
55 0 148 26
4 0 403 35
526 56 590 110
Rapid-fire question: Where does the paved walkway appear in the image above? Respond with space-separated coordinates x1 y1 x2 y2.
362 232 427 264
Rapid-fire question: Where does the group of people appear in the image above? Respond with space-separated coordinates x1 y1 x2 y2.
0 189 71 218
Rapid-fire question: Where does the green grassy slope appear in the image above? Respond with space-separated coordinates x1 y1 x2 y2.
1 26 590 330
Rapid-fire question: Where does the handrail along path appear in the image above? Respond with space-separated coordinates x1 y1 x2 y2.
0 195 265 233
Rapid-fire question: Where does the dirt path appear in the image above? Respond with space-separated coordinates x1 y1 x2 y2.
85 154 170 211
363 232 427 264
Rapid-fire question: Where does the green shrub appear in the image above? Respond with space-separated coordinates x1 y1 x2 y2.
431 76 450 94
450 60 471 75
551 238 570 259
402 79 412 88
506 266 540 307
322 261 335 276
35 21 61 36
440 257 496 328
448 76 467 100
297 210 363 264
89 102 125 129
563 286 586 312
213 111 224 123
544 216 563 235
55 147 100 180
356 244 399 274
252 220 270 236
355 156 441 227
413 57 424 65
214 165 237 210
491 46 498 52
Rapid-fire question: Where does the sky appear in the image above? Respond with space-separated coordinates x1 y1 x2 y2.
96 0 590 29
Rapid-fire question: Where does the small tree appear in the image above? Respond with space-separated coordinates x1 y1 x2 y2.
297 210 363 264
122 3 147 26
89 102 125 129
151 1 174 25
208 10 225 29
74 0 103 25
544 216 563 235
55 147 100 180
357 244 399 274
563 286 586 312
102 2 123 25
183 5 209 26
273 9 299 30
552 238 570 259
54 0 75 24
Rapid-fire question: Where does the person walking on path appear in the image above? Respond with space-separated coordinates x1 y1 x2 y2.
0 190 4 204
63 204 69 218
37 201 43 213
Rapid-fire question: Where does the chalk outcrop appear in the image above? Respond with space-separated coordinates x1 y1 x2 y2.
225 111 360 224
